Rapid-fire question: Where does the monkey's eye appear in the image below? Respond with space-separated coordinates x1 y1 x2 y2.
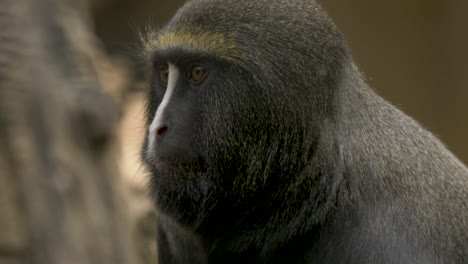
188 63 207 83
160 66 169 86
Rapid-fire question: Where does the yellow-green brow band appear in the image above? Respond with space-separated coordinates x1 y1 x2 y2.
143 29 242 60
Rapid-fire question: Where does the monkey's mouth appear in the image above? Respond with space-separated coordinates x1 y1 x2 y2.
153 157 208 173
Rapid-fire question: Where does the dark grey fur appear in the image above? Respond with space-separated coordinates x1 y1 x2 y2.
141 0 468 263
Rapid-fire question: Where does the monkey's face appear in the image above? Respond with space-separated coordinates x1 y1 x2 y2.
144 53 249 169
142 49 273 222
143 58 212 176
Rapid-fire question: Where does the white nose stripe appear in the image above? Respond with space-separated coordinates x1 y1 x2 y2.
147 63 179 156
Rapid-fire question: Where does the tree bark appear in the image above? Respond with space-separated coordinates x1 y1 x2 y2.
0 0 141 263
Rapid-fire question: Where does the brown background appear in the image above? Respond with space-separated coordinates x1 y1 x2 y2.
92 0 468 164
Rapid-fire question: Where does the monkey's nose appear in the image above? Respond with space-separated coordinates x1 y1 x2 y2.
156 125 168 136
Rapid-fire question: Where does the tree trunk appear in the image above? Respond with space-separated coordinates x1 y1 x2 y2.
0 0 141 263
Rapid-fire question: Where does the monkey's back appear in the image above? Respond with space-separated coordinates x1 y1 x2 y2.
330 66 468 263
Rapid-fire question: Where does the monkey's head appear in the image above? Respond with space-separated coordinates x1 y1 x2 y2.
142 0 350 228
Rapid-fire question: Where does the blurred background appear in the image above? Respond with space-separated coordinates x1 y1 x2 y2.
92 0 467 189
